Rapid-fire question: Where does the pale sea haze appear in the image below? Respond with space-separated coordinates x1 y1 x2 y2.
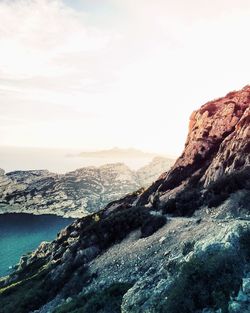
0 146 158 174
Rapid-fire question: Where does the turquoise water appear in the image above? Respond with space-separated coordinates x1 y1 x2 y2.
0 213 74 277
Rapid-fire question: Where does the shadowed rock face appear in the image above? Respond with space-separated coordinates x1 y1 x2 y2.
138 85 250 206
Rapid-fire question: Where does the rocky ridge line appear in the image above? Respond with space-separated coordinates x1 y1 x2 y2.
0 157 174 218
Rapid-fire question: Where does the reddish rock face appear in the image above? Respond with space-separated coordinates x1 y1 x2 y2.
139 85 250 206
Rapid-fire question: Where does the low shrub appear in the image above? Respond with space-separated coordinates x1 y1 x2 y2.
182 241 195 256
163 167 250 216
207 193 229 208
141 215 166 238
83 206 149 249
159 251 242 313
0 263 89 313
163 187 202 216
239 191 250 210
0 267 51 313
239 228 250 262
82 206 166 249
53 283 132 313
205 167 250 208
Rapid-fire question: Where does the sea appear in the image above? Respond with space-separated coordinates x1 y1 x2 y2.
0 213 74 277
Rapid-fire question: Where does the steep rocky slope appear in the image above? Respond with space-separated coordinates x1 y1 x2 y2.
0 157 174 218
0 86 250 313
138 85 250 208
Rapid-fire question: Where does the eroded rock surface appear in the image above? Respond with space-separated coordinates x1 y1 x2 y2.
0 157 174 218
139 85 250 207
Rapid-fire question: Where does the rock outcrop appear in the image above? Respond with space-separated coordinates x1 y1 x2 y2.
0 157 174 218
0 86 249 313
138 85 250 207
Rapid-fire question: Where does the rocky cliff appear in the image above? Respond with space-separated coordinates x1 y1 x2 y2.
0 86 250 313
138 85 250 209
0 157 174 218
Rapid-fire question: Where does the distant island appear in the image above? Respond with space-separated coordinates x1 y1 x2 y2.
75 147 170 159
0 146 175 174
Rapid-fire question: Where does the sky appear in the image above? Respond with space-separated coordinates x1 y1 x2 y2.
0 0 250 156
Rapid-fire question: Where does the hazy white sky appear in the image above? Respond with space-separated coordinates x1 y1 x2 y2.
0 0 250 156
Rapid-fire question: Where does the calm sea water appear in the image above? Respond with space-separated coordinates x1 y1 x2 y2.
0 213 74 277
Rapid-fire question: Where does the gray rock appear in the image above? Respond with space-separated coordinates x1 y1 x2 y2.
0 159 173 218
236 290 249 303
242 278 250 295
228 301 250 313
75 246 100 263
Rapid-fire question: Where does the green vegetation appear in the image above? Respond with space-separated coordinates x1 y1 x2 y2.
0 266 51 313
141 215 166 238
159 251 243 313
239 228 250 262
239 191 250 210
163 167 250 216
162 187 202 216
205 168 250 208
53 283 132 313
182 241 195 256
81 206 166 249
0 262 88 313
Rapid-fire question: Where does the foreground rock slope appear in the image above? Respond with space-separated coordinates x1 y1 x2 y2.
0 86 250 313
0 157 173 218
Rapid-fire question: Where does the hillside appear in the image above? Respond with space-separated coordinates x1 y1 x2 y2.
0 157 174 218
0 86 249 313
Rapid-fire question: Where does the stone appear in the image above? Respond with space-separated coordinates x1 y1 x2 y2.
159 236 166 244
65 297 72 304
242 278 250 294
74 246 100 264
228 301 249 313
61 248 73 262
18 255 29 270
70 231 79 238
236 290 249 302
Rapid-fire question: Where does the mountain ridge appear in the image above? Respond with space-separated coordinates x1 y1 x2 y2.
0 157 174 218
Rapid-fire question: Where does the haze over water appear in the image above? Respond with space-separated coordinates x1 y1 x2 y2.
0 146 164 173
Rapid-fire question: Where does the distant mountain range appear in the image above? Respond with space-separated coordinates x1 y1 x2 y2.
0 157 174 218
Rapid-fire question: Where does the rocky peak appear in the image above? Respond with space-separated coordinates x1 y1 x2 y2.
139 85 250 206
